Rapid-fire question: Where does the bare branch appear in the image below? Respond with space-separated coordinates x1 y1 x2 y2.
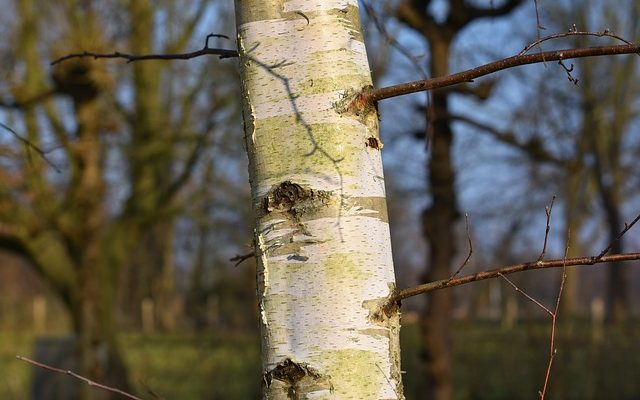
0 122 61 172
360 44 640 104
449 213 472 279
392 252 640 302
537 196 555 262
361 0 428 79
51 33 238 65
557 59 579 84
16 355 146 400
444 113 562 164
498 273 553 316
230 252 255 267
519 29 633 56
539 232 569 400
532 0 546 33
595 213 640 261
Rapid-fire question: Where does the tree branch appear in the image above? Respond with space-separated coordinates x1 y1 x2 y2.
0 89 56 109
444 113 562 164
50 34 238 65
466 0 524 20
391 211 640 303
0 122 61 172
391 252 640 302
16 356 146 400
359 44 640 104
450 0 524 30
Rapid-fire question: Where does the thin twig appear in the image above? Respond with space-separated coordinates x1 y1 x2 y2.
557 59 579 84
0 122 61 172
538 196 555 262
519 29 634 56
361 0 427 79
360 44 640 104
450 213 473 279
594 213 640 261
539 231 569 400
498 273 553 315
51 33 238 65
16 355 146 400
230 252 255 267
532 0 546 33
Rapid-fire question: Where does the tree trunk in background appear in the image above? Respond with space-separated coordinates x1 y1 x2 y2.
235 1 403 398
3 1 229 396
395 2 523 398
580 49 633 323
51 56 132 399
601 192 627 323
422 37 457 400
18 0 132 396
560 166 586 317
126 0 177 332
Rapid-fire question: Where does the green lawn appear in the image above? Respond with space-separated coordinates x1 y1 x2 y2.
2 321 639 399
402 320 640 400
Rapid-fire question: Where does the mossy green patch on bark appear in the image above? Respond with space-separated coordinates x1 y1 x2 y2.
322 253 369 282
297 74 365 96
251 118 364 183
235 0 287 24
315 349 386 398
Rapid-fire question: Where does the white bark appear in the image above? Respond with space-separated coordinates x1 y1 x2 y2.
235 1 403 398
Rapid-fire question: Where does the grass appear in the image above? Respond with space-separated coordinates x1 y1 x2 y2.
402 320 640 400
2 320 639 399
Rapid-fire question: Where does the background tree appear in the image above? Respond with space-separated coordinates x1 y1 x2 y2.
1 0 639 399
452 0 640 323
393 2 524 399
0 1 241 397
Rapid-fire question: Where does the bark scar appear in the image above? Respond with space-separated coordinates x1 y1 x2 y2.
264 181 330 216
263 358 333 399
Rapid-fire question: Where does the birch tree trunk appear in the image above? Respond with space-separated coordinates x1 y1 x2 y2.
234 1 403 398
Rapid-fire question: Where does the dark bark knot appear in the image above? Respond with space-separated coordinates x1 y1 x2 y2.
265 181 330 216
263 358 333 399
366 136 383 150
